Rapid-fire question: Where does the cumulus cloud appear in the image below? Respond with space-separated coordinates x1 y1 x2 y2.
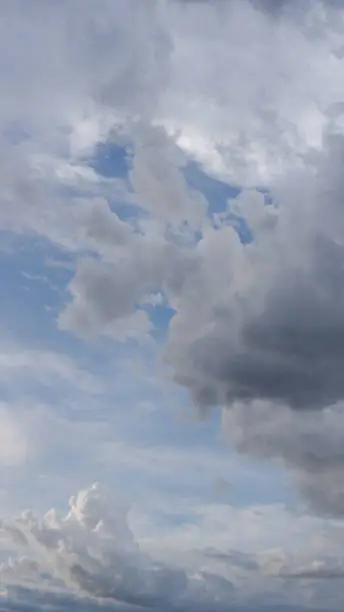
0 484 239 611
2 0 344 242
129 125 207 228
4 485 344 611
24 0 344 418
164 132 344 414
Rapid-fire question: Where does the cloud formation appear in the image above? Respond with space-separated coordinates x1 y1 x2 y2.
4 3 344 610
9 484 344 612
166 135 344 413
0 484 238 611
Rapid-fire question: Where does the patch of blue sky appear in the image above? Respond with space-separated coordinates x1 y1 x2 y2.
0 236 118 366
110 404 295 510
87 139 236 218
86 141 151 228
102 452 297 512
184 162 256 244
229 214 254 244
184 161 241 214
0 234 69 344
121 402 297 507
89 141 131 180
229 462 297 508
258 186 274 206
0 231 115 369
131 394 222 449
145 303 175 342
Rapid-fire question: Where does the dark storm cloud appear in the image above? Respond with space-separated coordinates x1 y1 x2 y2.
165 133 344 415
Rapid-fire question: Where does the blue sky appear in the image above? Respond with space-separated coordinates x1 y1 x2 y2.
0 124 301 609
0 141 294 515
2 1 344 611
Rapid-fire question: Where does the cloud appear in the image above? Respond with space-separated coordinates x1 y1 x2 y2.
4 1 344 599
58 250 161 340
3 485 344 611
2 0 343 521
129 125 207 228
222 400 344 517
4 0 344 347
1 0 343 245
0 484 239 611
0 586 129 612
0 0 171 255
159 0 342 184
153 127 344 516
164 134 344 413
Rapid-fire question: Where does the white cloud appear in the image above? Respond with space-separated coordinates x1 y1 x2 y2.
0 406 28 467
1 0 344 250
0 484 237 610
3 484 344 610
129 124 207 227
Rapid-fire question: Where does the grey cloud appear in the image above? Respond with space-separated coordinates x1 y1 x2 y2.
58 195 203 339
223 400 344 516
83 199 134 251
165 135 344 414
36 0 344 523
250 0 312 16
159 131 344 516
0 584 333 612
280 568 344 579
0 0 171 123
2 528 28 548
2 586 130 612
203 548 259 571
1 0 344 245
0 0 173 254
58 252 158 339
129 125 207 228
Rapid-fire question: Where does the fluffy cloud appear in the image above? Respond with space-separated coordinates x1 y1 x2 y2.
164 133 344 414
161 131 344 515
0 484 238 611
4 485 344 611
32 0 344 421
2 0 344 244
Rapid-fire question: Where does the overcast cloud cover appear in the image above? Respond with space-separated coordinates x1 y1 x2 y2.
3 0 344 610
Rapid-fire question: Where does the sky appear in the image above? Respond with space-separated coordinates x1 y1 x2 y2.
3 0 344 610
